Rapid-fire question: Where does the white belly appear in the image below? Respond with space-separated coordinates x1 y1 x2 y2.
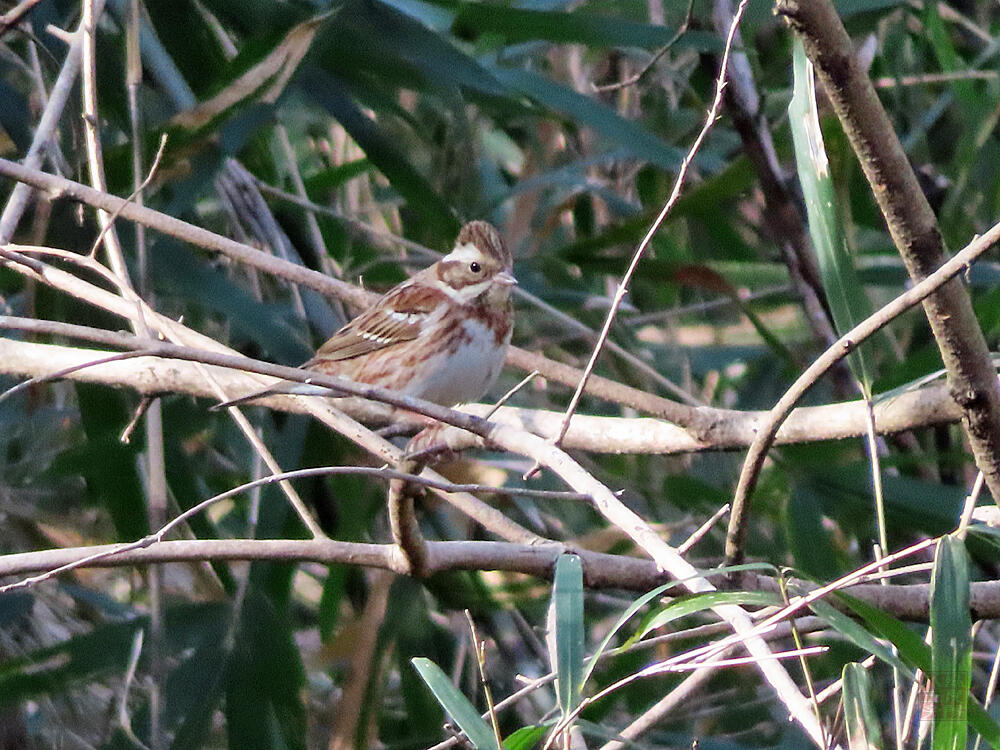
406 318 509 405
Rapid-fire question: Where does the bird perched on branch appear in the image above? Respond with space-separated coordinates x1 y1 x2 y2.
215 220 516 410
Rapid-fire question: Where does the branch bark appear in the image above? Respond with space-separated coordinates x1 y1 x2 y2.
0 158 705 427
0 333 967 454
1 538 997 621
776 0 1000 505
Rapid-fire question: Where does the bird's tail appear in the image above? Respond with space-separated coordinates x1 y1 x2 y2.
210 382 335 411
210 386 279 411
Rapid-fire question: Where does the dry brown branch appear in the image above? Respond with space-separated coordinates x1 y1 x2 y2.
0 324 974 455
554 0 751 447
387 457 430 577
725 216 1000 565
0 158 707 423
777 0 1000 507
1 537 984 620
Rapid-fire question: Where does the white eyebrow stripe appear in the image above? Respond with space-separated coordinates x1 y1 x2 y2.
444 243 483 263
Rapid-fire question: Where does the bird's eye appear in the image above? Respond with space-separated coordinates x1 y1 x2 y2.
469 261 482 274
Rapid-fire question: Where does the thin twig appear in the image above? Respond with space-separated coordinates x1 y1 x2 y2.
117 629 151 750
465 612 504 750
0 11 91 242
675 503 730 556
725 217 1000 566
86 133 168 258
0 0 46 35
0 313 978 456
956 471 986 540
485 370 539 419
873 70 998 88
592 0 695 93
553 0 751 448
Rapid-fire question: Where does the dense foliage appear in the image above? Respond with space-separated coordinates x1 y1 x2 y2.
3 0 1000 748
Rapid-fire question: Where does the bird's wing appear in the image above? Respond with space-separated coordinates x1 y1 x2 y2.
305 281 446 364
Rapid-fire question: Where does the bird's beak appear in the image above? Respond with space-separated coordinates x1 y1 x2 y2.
495 270 518 286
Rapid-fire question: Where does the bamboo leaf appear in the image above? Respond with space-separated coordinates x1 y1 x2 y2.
789 38 875 394
550 554 584 715
412 658 497 750
930 535 972 750
842 662 882 750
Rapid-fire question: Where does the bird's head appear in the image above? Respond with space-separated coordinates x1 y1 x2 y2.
435 221 516 305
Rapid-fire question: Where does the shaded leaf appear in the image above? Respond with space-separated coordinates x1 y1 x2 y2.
930 535 972 750
412 658 497 750
173 13 333 130
551 554 584 716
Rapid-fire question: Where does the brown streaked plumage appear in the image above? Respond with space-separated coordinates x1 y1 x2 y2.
215 220 516 410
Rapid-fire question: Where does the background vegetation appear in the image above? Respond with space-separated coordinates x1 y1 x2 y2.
2 0 1000 747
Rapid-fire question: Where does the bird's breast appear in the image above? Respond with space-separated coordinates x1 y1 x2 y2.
407 315 511 406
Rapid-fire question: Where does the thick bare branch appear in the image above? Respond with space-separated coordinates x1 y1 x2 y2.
777 0 1000 505
0 538 992 621
726 216 1000 564
0 333 967 454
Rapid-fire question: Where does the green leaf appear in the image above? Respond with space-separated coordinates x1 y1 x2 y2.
300 67 459 236
412 658 497 750
453 6 720 51
789 39 875 394
808 599 909 676
166 635 229 747
503 725 548 750
225 590 307 750
628 590 782 647
551 554 584 716
0 619 139 704
489 66 685 172
788 483 839 579
838 593 1000 748
580 581 677 688
930 536 972 750
303 158 373 195
842 662 883 750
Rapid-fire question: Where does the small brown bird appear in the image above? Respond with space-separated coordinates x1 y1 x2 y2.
216 220 516 409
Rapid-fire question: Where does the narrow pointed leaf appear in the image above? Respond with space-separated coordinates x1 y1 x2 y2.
843 662 882 750
930 535 972 750
627 590 782 648
838 593 1000 747
412 658 496 750
551 554 584 715
789 39 875 393
809 598 909 675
